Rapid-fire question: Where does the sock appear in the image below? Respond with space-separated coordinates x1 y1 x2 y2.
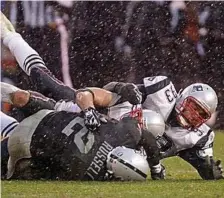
3 32 47 75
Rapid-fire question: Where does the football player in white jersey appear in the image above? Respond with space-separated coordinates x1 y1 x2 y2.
104 77 223 180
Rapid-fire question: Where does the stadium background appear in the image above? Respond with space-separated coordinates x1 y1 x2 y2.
1 1 224 128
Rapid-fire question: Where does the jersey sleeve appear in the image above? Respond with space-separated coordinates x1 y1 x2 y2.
177 127 222 180
140 129 161 167
1 111 19 138
142 76 177 121
30 67 76 101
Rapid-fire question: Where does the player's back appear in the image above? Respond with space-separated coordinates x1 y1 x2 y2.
7 109 141 180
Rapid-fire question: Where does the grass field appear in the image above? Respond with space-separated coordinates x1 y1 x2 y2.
2 132 224 198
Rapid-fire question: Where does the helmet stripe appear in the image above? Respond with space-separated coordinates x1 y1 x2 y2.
110 153 147 178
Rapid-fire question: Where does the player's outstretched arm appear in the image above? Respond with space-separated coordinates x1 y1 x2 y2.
1 82 56 117
1 12 76 102
178 147 224 180
1 12 121 112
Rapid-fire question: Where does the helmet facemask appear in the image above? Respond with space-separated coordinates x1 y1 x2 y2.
121 107 145 129
176 96 211 129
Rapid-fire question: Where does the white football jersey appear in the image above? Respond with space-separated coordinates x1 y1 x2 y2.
107 101 134 120
142 76 177 122
1 111 19 138
165 123 214 153
54 100 81 113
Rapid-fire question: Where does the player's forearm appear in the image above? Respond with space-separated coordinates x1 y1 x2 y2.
1 82 55 117
1 82 31 108
75 88 114 110
178 148 223 180
88 87 115 107
19 90 56 117
103 82 126 93
141 129 161 167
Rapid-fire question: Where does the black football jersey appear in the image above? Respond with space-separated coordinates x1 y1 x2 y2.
29 111 142 180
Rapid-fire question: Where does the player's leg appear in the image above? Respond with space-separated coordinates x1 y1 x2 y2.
1 12 76 102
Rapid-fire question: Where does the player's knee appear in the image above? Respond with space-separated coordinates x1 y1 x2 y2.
12 90 30 107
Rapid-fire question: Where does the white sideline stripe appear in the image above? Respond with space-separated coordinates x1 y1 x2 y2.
56 18 73 88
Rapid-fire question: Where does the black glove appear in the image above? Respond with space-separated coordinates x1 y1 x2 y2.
120 83 142 105
83 107 107 131
211 159 224 180
202 156 224 180
150 164 166 180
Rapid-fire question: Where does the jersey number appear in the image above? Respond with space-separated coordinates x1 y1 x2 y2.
165 85 177 103
62 117 95 154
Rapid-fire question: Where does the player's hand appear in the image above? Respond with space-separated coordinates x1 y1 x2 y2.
211 160 224 180
84 107 107 131
204 156 224 180
120 83 142 105
150 164 166 180
0 12 15 39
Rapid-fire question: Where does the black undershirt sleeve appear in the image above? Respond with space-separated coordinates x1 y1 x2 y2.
30 67 76 102
19 90 56 117
140 129 161 167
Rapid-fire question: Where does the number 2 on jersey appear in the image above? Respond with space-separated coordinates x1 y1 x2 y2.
62 117 95 154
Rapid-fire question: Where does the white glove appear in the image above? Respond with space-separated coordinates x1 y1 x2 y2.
84 107 107 131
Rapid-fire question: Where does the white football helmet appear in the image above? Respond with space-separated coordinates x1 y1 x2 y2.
175 83 218 129
107 146 149 181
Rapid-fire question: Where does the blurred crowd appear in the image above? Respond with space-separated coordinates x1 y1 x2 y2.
1 1 224 128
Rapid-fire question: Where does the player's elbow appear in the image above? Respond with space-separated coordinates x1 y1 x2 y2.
75 90 95 110
11 90 30 107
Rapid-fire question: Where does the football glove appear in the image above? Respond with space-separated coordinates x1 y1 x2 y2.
120 83 142 105
208 158 224 180
84 107 107 131
150 164 166 180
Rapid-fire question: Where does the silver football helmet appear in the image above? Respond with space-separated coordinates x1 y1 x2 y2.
142 109 165 138
107 146 149 181
122 108 165 138
175 83 218 129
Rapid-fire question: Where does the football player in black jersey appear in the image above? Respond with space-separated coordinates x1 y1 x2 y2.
1 82 160 181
